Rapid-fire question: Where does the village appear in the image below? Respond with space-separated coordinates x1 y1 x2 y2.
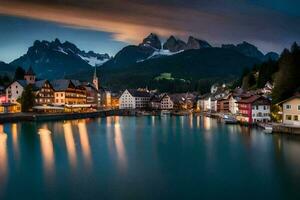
0 66 299 134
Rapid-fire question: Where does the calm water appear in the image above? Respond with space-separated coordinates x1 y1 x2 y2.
0 116 300 199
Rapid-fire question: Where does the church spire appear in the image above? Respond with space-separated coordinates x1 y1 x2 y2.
93 67 99 90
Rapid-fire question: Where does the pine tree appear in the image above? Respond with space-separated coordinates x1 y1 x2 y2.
14 66 25 80
20 85 35 112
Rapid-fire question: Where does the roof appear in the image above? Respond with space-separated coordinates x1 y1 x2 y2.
33 80 47 91
127 89 150 97
50 79 74 91
25 66 35 75
277 94 300 105
150 93 168 102
13 80 28 88
237 95 270 104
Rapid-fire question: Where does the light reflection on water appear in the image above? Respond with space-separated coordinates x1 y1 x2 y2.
63 122 77 168
38 124 55 177
0 116 300 199
78 120 92 168
0 124 8 188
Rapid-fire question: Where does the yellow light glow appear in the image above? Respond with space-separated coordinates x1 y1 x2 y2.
63 122 77 167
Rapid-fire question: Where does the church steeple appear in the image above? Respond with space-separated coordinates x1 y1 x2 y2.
93 67 99 90
24 66 36 84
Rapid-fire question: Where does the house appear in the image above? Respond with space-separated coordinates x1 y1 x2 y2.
169 93 196 110
33 80 55 105
277 95 300 126
119 89 150 109
149 93 173 110
5 80 27 103
228 95 239 114
0 102 21 113
51 79 87 106
217 95 230 113
80 83 99 108
236 95 271 124
99 87 112 108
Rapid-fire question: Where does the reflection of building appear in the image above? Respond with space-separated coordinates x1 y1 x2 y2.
33 80 55 105
278 94 300 126
119 89 150 109
150 93 173 110
236 95 271 124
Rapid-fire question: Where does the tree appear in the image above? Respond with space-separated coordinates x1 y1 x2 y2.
14 66 25 80
272 43 300 103
20 85 35 112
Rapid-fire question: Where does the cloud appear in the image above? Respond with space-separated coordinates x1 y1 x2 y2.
0 0 299 52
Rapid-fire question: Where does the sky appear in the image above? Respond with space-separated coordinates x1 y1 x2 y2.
0 0 299 63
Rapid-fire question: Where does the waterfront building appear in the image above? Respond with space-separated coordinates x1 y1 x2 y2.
99 87 112 108
169 93 196 110
228 95 239 114
149 93 174 110
236 95 271 124
5 80 27 103
119 89 150 109
81 83 99 108
277 94 300 126
33 80 55 105
51 80 87 106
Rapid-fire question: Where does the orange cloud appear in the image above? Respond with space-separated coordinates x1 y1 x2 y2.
0 1 198 43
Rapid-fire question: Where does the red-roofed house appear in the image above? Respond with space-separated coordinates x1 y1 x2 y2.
236 95 271 124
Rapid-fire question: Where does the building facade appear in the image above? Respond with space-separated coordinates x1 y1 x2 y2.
51 80 86 105
236 95 271 124
150 94 173 110
119 89 150 109
278 95 300 126
33 80 54 105
5 80 27 103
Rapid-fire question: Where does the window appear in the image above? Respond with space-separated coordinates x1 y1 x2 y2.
298 105 300 111
286 115 292 120
294 115 299 121
286 105 291 109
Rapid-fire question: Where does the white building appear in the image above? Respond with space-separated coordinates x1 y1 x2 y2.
6 80 27 103
119 89 150 109
229 95 239 114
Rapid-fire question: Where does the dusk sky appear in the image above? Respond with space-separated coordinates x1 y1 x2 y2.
0 0 299 62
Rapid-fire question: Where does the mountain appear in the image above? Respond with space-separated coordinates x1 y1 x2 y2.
0 61 16 77
186 36 211 49
222 42 279 61
10 39 110 79
163 36 187 52
68 47 261 92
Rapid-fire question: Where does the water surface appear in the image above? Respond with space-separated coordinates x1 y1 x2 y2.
0 116 300 199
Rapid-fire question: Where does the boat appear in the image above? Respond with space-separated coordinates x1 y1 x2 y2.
160 110 171 116
223 114 238 124
263 126 273 134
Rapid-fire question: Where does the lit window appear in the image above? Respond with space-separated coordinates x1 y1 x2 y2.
294 115 299 121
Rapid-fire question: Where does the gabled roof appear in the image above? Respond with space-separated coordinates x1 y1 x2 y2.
237 95 270 104
50 79 75 91
277 94 300 105
127 89 150 97
150 93 169 102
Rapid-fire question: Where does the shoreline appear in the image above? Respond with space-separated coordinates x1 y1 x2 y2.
0 109 137 123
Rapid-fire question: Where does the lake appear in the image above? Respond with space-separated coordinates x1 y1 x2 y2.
0 116 300 199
